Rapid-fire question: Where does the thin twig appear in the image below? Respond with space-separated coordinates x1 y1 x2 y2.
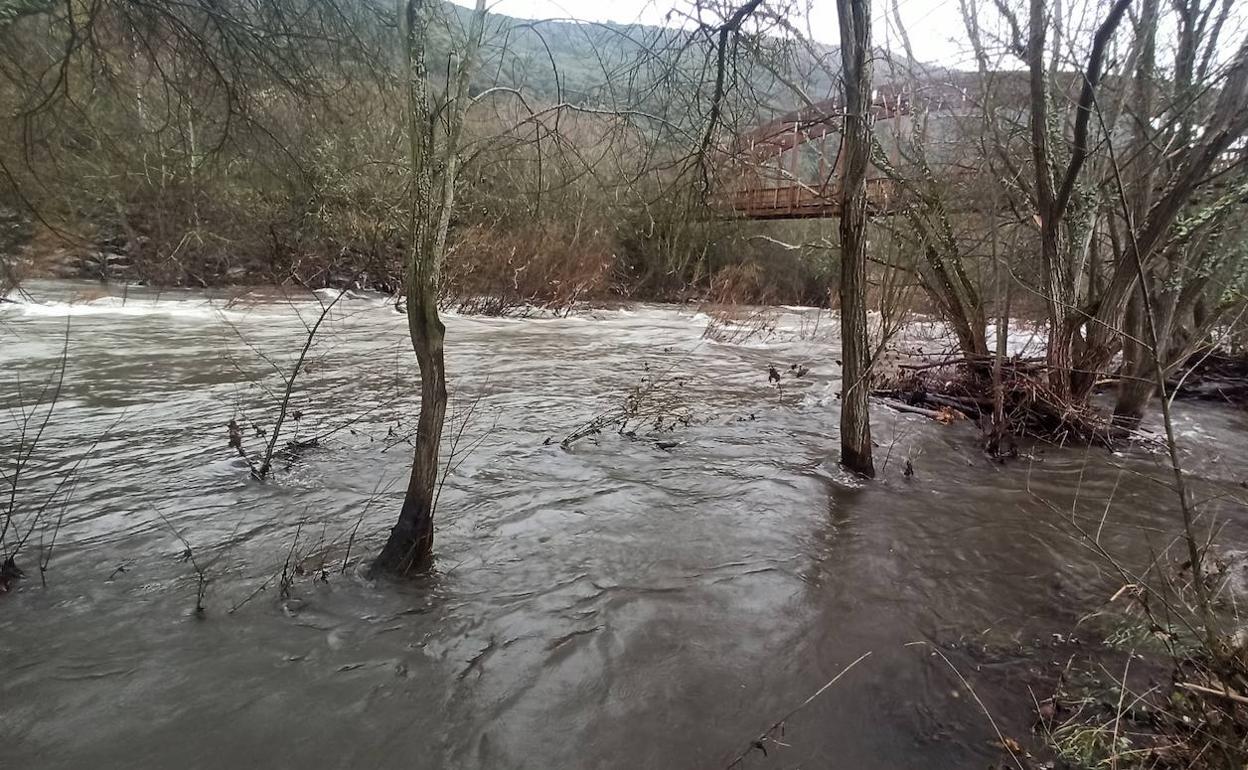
908 641 1025 770
724 651 872 768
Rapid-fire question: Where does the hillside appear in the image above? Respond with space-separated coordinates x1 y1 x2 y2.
438 1 848 116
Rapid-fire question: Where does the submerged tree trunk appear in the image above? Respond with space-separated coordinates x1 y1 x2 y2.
837 0 874 477
1113 286 1154 426
373 0 486 576
375 300 448 573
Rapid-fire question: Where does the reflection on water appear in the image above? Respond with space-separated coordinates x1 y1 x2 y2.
2 281 1246 769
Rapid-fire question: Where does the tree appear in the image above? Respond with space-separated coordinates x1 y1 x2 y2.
1105 0 1248 423
836 0 875 476
1023 0 1133 400
1074 28 1248 410
372 0 488 576
874 0 1248 432
1008 0 1248 411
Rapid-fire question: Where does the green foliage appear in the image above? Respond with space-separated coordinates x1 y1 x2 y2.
1051 720 1133 769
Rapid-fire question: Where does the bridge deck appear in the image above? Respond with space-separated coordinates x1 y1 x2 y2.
728 178 900 220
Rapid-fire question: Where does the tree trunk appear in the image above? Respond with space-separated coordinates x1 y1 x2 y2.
921 243 990 361
837 0 874 477
375 299 447 573
1028 0 1068 401
988 216 1010 453
1113 288 1154 426
1114 371 1155 427
373 0 486 576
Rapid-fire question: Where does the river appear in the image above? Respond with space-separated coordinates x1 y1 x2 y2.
2 280 1246 769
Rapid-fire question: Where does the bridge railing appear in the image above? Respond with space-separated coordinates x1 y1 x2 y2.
727 177 900 220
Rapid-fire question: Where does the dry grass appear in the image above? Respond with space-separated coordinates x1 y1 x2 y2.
443 221 616 315
698 263 783 344
1037 638 1248 769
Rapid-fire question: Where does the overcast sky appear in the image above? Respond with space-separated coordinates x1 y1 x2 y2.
454 0 973 66
452 0 1248 74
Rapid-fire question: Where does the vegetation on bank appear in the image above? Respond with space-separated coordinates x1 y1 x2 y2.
0 0 850 308
1028 544 1248 770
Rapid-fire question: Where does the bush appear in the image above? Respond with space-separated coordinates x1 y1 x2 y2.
443 221 616 314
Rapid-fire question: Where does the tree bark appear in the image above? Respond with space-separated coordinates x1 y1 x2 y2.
1077 33 1248 393
373 0 486 576
375 299 447 573
837 0 874 477
1027 0 1133 400
1113 286 1154 425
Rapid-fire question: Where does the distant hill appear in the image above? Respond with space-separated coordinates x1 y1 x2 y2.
435 1 857 119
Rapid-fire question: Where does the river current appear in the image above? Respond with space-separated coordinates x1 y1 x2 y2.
3 281 1246 769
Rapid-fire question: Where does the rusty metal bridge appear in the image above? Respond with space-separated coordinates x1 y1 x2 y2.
723 85 974 220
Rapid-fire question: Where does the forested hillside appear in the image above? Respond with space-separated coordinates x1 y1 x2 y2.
439 2 844 106
0 0 853 304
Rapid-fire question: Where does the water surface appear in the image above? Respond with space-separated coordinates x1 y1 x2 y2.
3 281 1246 769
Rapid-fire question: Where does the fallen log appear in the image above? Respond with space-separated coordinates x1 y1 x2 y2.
873 352 1150 448
925 393 985 416
875 398 946 419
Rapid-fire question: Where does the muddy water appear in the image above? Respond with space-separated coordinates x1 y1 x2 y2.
2 281 1247 769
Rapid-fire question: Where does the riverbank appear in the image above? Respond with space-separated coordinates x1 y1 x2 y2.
1 209 840 308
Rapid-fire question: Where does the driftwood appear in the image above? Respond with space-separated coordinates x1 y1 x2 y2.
873 354 1159 449
897 355 1043 372
1169 352 1248 405
924 393 985 417
875 398 945 419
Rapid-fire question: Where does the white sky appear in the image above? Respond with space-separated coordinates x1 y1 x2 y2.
456 0 1248 73
460 0 972 66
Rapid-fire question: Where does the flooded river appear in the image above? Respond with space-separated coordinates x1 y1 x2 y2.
3 281 1247 769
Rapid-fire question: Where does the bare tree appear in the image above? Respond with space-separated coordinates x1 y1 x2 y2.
372 0 488 576
1104 0 1248 422
836 0 875 476
1024 0 1133 399
1001 0 1248 410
